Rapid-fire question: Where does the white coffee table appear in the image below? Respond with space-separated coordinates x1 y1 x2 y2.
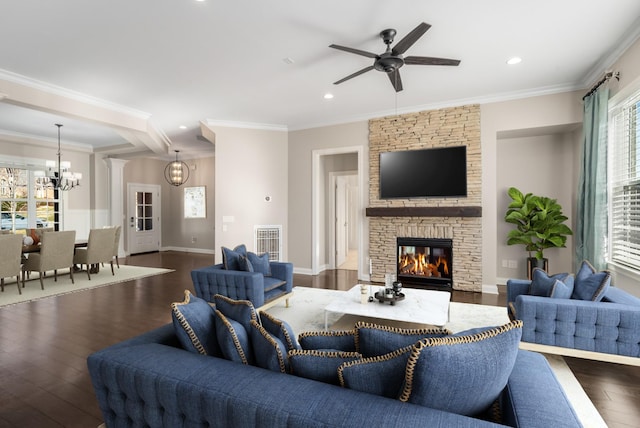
324 284 451 330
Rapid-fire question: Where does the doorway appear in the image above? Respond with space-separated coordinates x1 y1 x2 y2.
311 146 367 279
127 183 161 254
330 172 358 269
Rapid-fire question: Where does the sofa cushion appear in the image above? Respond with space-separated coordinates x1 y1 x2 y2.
260 311 300 351
549 278 573 299
221 244 247 270
288 349 361 385
215 309 254 365
213 294 257 333
338 346 412 398
298 330 356 352
249 319 289 373
399 320 523 417
170 290 221 357
529 268 574 297
355 322 450 357
572 260 611 302
247 252 272 276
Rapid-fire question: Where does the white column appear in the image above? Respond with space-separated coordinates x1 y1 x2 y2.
104 158 129 257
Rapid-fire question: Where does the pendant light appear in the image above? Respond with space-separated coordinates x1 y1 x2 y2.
164 150 189 186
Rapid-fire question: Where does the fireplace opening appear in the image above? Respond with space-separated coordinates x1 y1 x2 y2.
397 237 453 290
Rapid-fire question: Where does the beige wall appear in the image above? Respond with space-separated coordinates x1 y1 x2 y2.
209 125 288 264
496 132 579 280
288 122 369 272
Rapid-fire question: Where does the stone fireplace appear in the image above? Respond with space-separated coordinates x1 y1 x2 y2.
367 105 482 292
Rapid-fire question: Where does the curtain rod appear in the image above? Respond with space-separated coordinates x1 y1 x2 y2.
582 71 620 100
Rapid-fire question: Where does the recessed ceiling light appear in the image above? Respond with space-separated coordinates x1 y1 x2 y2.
179 125 187 129
507 57 522 65
282 57 295 65
324 93 334 100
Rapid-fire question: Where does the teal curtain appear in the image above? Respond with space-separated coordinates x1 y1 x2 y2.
576 88 609 270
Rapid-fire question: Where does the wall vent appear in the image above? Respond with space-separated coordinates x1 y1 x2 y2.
254 225 282 261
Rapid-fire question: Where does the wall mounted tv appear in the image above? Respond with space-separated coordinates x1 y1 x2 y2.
379 146 467 199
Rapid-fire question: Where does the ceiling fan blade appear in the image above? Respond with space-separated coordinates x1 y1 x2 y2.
404 56 461 66
391 22 431 56
387 69 403 92
329 44 378 59
334 65 375 85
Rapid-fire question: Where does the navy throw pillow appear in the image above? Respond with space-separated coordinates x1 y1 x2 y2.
215 309 254 365
529 268 574 297
247 252 272 276
572 260 611 301
399 320 523 417
221 244 247 270
355 322 451 357
171 290 221 357
250 320 289 373
298 330 356 352
288 350 361 385
214 294 257 333
260 311 300 351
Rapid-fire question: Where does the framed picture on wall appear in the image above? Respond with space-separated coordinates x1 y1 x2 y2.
184 186 206 218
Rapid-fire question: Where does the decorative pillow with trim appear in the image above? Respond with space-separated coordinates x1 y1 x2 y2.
213 294 257 333
221 244 247 270
338 346 412 398
170 290 221 357
529 268 574 297
572 260 611 302
249 319 289 373
298 330 356 352
399 320 523 417
549 278 574 299
288 349 361 385
215 309 254 365
355 322 451 357
260 311 300 351
247 252 272 276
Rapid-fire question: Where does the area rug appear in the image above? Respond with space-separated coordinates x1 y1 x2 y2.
0 265 173 308
265 286 606 428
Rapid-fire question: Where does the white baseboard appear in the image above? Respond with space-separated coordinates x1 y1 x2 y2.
293 267 314 275
482 284 499 295
160 246 215 255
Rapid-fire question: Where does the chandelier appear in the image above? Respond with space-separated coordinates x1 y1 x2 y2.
164 150 189 186
34 124 82 191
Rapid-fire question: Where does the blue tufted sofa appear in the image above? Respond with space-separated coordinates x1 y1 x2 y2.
191 262 293 309
507 279 640 361
87 323 581 428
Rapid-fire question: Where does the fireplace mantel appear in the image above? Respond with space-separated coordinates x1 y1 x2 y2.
366 206 482 218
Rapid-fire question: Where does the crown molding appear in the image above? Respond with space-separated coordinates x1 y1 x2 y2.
0 68 152 120
580 15 640 88
0 130 93 153
205 119 288 132
289 82 581 131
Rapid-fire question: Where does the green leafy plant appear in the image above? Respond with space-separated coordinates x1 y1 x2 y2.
504 187 573 260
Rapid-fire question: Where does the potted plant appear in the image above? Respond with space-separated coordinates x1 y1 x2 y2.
504 187 573 276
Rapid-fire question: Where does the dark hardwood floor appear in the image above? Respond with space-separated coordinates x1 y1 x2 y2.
0 251 637 427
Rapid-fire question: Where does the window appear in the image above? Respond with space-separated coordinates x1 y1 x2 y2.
609 89 640 270
0 167 60 234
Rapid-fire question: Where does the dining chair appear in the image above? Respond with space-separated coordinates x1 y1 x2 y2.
0 234 24 295
74 228 116 280
103 225 122 269
22 230 76 290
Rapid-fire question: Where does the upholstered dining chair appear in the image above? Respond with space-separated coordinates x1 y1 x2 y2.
0 234 24 295
74 228 116 280
104 225 122 269
22 230 76 290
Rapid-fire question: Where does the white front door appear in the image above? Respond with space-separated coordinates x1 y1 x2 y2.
127 183 161 254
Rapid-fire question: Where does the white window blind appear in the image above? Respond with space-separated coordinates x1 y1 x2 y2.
609 89 640 269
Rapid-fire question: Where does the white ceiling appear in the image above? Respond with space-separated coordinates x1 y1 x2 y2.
1 0 639 159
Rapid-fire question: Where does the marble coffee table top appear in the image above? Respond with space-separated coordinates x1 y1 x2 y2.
324 284 451 329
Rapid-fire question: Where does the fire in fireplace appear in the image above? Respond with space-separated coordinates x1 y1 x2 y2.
397 237 453 289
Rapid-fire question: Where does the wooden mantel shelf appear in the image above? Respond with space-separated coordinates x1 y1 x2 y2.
365 206 482 218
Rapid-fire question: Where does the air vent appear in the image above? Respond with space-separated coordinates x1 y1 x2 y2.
254 225 282 261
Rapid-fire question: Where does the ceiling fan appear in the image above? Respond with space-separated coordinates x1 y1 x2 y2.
329 22 460 92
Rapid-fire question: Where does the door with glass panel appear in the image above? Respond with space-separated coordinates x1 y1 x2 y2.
127 184 161 254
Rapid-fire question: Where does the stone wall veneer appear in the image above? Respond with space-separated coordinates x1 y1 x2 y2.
368 105 482 291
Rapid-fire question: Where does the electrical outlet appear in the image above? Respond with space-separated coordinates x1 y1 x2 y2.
508 260 518 269
501 259 508 268
191 236 197 243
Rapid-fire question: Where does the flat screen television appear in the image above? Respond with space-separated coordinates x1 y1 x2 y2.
379 146 467 198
